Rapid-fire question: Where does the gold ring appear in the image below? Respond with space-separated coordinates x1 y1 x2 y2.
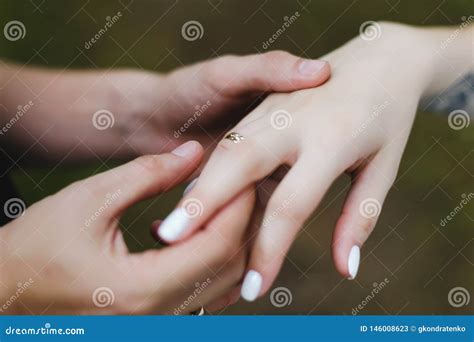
224 132 245 144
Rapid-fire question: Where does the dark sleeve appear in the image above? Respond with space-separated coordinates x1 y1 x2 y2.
420 71 474 116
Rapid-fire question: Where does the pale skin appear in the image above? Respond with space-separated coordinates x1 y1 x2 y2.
0 52 330 313
158 22 473 302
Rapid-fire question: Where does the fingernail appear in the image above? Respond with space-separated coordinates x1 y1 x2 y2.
298 59 326 76
241 270 262 301
158 208 192 242
183 178 198 196
171 141 197 158
348 245 360 280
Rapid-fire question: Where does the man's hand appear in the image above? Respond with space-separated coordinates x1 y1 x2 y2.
0 141 255 314
0 52 330 162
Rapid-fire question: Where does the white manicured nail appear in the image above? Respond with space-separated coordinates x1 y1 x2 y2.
348 245 360 280
183 178 198 196
158 208 192 242
241 270 262 302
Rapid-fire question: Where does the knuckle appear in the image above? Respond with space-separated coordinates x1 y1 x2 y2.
240 157 261 178
204 55 235 83
263 50 292 64
267 197 306 226
61 179 83 195
133 154 165 175
215 140 260 176
59 180 90 203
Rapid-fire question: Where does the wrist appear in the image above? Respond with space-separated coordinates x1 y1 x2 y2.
327 21 472 102
372 22 473 98
328 23 432 94
106 70 165 157
325 22 433 100
413 22 473 98
377 22 437 98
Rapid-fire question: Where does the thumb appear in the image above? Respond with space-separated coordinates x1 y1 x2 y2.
204 51 331 95
82 141 203 219
168 51 331 100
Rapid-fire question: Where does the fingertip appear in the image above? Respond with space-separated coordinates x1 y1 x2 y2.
171 140 204 160
157 207 192 243
296 59 331 85
332 215 362 279
347 245 360 280
270 58 331 92
151 220 171 246
241 270 263 302
297 59 326 75
239 259 282 301
332 231 349 278
317 61 331 83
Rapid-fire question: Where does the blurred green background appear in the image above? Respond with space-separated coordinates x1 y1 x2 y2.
0 0 472 315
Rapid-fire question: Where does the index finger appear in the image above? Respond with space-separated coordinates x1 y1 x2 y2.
157 121 292 243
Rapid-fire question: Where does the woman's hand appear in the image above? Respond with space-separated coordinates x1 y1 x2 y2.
156 22 473 302
0 52 330 161
0 141 255 314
